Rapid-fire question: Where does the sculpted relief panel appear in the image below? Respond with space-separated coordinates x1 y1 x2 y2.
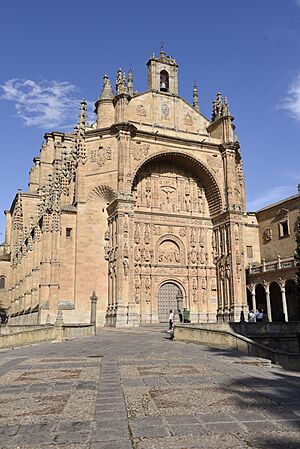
157 240 180 264
133 161 208 216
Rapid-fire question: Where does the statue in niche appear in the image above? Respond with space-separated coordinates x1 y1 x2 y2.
145 178 152 208
190 228 196 247
123 258 129 276
144 224 150 244
199 228 205 247
123 243 128 258
134 245 141 262
199 248 206 265
123 219 128 237
189 248 197 264
192 278 198 303
104 242 110 260
144 276 151 303
184 181 190 211
134 223 140 244
226 263 231 279
143 248 151 262
134 276 141 303
220 264 225 280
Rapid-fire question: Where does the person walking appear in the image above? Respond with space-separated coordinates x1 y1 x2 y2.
168 310 174 331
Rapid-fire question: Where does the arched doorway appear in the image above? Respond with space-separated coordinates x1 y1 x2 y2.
286 279 299 321
157 282 183 322
246 287 252 310
255 284 267 313
270 282 282 322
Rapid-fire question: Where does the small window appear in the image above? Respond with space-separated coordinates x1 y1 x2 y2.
246 246 253 258
66 228 72 238
279 220 289 238
0 277 5 289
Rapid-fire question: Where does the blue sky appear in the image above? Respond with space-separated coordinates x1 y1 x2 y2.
1 0 300 238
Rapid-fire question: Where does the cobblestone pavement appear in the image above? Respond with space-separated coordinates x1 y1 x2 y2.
0 327 300 449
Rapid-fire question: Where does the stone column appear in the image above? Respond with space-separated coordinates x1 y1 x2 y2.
251 285 257 322
279 279 288 322
263 281 272 322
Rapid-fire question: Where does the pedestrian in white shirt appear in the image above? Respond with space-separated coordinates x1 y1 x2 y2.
169 310 174 330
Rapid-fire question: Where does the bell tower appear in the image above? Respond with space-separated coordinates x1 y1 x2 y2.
147 49 178 95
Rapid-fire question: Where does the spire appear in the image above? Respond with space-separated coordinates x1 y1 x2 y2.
193 82 200 112
79 98 87 128
128 68 134 97
75 99 87 165
99 75 114 101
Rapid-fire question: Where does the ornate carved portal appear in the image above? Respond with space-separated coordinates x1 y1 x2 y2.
130 158 217 323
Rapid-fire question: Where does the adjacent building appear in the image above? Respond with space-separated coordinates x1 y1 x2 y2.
246 188 300 322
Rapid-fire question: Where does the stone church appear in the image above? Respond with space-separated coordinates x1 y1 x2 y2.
0 50 250 326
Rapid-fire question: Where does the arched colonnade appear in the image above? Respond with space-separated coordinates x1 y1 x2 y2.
246 278 299 322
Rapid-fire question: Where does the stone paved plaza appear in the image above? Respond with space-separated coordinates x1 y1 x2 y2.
0 327 300 449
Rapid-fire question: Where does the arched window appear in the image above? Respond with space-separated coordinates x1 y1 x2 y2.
0 277 5 289
160 70 169 92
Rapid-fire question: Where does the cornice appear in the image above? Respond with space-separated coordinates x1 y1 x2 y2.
133 128 220 150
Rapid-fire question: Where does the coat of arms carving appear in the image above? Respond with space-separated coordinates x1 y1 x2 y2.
263 228 272 243
91 145 112 168
136 104 147 117
184 112 193 126
206 154 223 174
130 141 150 161
161 103 170 118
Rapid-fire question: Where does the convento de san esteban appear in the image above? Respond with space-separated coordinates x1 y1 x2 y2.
0 50 299 327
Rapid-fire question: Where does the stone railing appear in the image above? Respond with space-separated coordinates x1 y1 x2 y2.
0 324 95 349
174 324 300 371
249 257 296 275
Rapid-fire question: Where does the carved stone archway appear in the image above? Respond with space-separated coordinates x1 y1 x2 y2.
131 151 223 217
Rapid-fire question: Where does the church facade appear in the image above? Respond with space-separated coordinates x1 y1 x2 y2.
0 51 250 326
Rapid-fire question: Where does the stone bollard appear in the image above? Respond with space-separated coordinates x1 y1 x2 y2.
90 291 98 335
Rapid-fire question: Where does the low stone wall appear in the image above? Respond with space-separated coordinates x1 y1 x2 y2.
8 312 39 325
0 324 94 350
174 325 300 371
63 324 95 339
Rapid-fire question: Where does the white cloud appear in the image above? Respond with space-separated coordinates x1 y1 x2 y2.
281 72 300 122
247 185 295 211
0 78 84 129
